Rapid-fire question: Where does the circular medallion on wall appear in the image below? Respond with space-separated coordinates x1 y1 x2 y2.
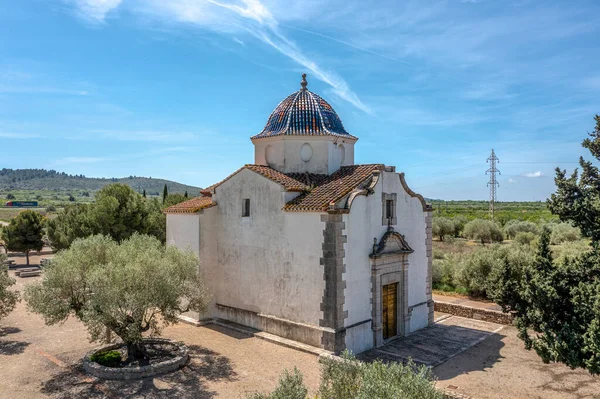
339 144 345 164
300 143 313 162
265 145 274 164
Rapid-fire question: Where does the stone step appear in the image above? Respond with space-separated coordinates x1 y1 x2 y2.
177 315 332 357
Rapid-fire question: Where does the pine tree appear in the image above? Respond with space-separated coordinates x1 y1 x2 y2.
1 210 44 266
162 184 168 204
184 190 188 198
490 115 600 374
142 189 146 198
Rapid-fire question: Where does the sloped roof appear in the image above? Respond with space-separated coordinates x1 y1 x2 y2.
163 196 216 214
203 165 327 195
284 164 384 212
169 164 383 214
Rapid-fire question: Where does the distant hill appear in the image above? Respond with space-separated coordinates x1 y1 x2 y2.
0 168 201 196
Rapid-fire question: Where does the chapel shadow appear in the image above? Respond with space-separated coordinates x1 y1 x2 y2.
40 345 237 399
431 330 506 380
204 322 254 341
358 323 506 380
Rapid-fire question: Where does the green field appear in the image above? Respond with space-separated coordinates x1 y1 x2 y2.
429 200 555 225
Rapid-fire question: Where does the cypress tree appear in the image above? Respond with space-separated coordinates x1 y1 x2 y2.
162 184 168 204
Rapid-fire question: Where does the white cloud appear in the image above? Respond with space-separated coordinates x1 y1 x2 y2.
62 0 369 113
55 156 110 165
0 132 40 139
90 129 198 142
65 0 122 22
508 178 517 183
522 171 544 178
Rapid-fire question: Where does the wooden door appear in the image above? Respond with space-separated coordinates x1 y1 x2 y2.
382 283 398 339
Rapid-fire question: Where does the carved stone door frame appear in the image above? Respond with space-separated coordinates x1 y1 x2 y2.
369 229 413 347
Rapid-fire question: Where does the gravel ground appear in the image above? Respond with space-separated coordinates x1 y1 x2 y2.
0 254 321 399
2 251 599 398
434 326 600 399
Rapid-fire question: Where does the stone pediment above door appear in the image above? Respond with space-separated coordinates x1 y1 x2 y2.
370 228 414 259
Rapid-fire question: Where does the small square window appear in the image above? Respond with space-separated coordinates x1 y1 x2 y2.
242 198 250 217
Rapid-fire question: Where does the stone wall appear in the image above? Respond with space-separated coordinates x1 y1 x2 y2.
434 301 514 325
83 339 188 380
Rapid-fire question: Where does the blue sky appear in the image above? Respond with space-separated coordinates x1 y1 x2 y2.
1 0 599 201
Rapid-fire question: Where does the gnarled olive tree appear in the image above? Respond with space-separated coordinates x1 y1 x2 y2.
25 234 210 363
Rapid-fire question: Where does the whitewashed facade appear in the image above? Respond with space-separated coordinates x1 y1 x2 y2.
165 75 433 354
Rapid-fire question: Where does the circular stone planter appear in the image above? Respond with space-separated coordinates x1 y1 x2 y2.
83 338 188 380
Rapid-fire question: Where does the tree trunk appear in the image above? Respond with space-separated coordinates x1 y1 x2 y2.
25 250 29 266
126 342 150 365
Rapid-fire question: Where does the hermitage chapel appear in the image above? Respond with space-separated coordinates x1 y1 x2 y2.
165 74 433 355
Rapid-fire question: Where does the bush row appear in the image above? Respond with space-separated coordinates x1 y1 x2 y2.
248 351 443 399
433 237 590 298
433 216 581 244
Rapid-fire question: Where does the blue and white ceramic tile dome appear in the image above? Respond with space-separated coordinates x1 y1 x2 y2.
251 74 356 139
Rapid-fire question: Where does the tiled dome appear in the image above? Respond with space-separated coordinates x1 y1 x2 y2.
251 74 355 139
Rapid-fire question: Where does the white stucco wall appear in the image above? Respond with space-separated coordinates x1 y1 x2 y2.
203 168 326 325
167 163 428 352
253 136 356 175
343 169 429 352
166 213 201 258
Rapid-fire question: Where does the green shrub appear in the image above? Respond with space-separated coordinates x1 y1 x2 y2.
514 232 537 246
552 239 590 265
319 351 443 399
453 246 502 297
45 205 57 213
463 219 503 244
90 350 121 367
454 244 535 298
432 255 459 288
248 367 307 399
504 220 539 239
549 222 580 244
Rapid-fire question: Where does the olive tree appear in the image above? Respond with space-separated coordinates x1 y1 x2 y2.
452 215 469 237
0 254 19 320
463 219 503 244
432 217 454 241
1 210 44 266
504 220 539 239
25 234 210 363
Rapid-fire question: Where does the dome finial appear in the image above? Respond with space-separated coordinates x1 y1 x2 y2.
301 73 307 90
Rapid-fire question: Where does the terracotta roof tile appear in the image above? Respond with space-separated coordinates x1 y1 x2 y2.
284 164 383 212
245 165 327 191
172 164 382 214
163 196 216 214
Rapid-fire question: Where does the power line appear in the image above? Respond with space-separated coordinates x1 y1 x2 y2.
486 149 500 221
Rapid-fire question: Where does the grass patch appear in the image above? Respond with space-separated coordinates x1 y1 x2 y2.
90 350 122 367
